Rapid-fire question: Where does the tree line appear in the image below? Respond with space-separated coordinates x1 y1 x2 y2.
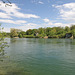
0 25 75 38
9 25 75 38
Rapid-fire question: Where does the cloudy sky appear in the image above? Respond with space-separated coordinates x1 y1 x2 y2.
0 0 75 32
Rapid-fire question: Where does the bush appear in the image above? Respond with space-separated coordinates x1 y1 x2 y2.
23 35 34 38
48 35 58 38
58 33 65 38
36 34 46 38
18 34 23 38
71 29 75 38
0 33 2 37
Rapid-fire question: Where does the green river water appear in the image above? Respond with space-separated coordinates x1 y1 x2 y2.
0 38 75 75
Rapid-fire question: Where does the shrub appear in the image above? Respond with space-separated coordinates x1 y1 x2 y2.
48 35 58 38
23 35 34 38
18 34 23 38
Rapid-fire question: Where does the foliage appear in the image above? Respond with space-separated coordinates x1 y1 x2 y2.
36 33 46 38
10 28 18 38
0 24 8 57
48 35 58 38
70 25 75 30
26 29 33 35
23 35 34 38
46 27 52 36
19 34 23 38
32 29 38 36
48 28 56 37
6 33 10 37
71 29 75 38
18 31 26 38
65 26 70 32
9 25 75 39
0 39 8 56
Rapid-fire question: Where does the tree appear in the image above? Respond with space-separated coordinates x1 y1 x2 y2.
32 29 38 35
71 29 75 38
0 24 8 57
65 26 70 32
19 34 22 38
38 28 45 34
46 27 52 36
70 25 75 30
19 31 26 36
48 28 56 37
26 29 33 35
2 32 7 37
10 28 18 38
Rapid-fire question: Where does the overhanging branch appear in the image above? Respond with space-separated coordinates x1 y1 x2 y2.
1 0 11 4
0 0 12 7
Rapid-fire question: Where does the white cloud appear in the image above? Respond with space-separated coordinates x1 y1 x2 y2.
53 23 69 27
3 28 10 32
43 18 50 22
0 1 40 19
16 23 39 31
13 12 40 18
15 20 27 24
0 12 11 18
43 18 53 26
38 1 44 4
0 19 27 24
54 3 75 22
46 22 71 27
2 23 38 32
1 21 39 32
31 0 44 4
43 18 71 27
3 22 72 32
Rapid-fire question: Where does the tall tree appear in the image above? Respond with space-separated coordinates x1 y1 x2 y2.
65 26 70 32
10 28 18 38
70 25 75 30
26 29 33 35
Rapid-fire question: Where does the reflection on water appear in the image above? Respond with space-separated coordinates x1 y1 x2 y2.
10 38 18 43
0 38 75 75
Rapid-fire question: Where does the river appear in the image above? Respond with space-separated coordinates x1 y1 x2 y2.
0 38 75 75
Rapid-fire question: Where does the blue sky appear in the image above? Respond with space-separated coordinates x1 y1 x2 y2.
0 0 75 32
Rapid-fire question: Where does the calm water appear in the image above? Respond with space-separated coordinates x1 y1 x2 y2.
0 38 75 75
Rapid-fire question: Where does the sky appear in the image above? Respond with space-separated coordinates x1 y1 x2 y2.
0 0 75 32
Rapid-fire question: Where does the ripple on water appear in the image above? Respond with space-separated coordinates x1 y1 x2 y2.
0 38 75 75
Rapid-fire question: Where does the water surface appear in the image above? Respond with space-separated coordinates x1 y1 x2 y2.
0 38 75 75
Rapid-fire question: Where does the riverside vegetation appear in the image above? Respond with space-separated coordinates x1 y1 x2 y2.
0 25 75 39
0 25 8 59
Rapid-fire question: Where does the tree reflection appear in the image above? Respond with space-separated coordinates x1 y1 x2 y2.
10 38 17 43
